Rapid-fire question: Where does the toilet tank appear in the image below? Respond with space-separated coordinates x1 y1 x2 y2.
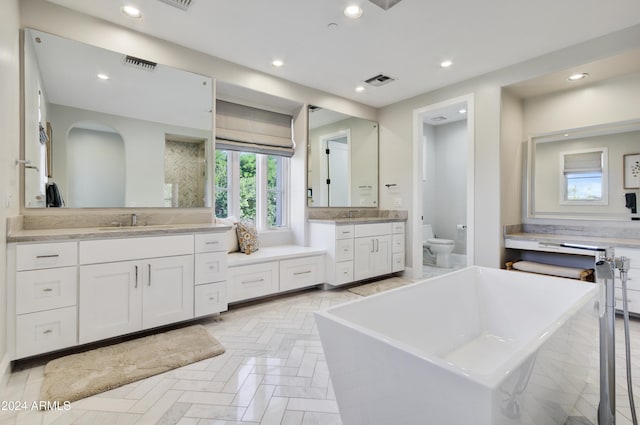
422 224 434 243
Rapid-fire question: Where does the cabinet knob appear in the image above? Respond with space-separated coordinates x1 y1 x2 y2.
43 329 53 335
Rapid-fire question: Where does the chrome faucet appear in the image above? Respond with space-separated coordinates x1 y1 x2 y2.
348 210 358 219
131 213 138 227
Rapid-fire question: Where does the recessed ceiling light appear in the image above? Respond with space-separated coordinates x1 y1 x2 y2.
344 5 363 18
96 73 110 81
458 108 467 114
271 59 284 68
327 22 338 30
568 73 589 81
440 60 453 68
355 85 366 93
121 5 142 19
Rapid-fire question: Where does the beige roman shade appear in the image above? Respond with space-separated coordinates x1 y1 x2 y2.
215 100 294 157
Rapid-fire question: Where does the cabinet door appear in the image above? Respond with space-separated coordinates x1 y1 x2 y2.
354 236 392 281
372 235 392 276
354 237 376 281
142 255 194 329
79 260 142 344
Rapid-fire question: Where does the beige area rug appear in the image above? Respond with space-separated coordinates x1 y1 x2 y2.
40 324 224 405
347 276 415 297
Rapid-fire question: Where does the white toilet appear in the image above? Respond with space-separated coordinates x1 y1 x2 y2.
423 224 455 268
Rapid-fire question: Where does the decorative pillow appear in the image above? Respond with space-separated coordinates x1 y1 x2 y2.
215 216 240 253
236 221 259 254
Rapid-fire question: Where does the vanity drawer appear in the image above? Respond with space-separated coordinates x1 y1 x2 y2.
16 266 77 314
336 239 354 262
194 282 228 317
392 253 405 272
16 242 78 271
195 233 228 253
392 222 405 234
355 223 392 238
16 306 77 358
194 252 227 285
335 261 354 285
392 234 405 254
280 256 325 292
336 225 354 240
80 235 193 264
228 262 279 303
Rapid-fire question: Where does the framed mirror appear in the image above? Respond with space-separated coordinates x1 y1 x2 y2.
307 106 378 207
527 119 640 220
23 28 213 208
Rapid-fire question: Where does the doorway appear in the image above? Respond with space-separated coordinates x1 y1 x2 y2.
412 94 475 279
319 130 351 207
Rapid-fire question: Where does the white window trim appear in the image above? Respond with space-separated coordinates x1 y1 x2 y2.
559 147 608 205
221 151 290 231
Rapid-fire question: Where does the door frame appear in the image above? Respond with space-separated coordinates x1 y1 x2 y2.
411 94 475 279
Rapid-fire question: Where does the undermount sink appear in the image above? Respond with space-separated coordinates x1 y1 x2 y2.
97 225 175 231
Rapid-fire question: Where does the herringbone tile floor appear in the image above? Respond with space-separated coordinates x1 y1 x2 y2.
1 275 640 425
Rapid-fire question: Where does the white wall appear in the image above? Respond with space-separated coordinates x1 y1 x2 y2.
67 128 125 208
0 0 20 380
422 124 436 226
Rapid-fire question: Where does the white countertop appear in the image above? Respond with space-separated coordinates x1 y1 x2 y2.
505 232 640 250
7 223 231 243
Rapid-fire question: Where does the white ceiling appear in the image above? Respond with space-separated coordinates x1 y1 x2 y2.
46 0 640 108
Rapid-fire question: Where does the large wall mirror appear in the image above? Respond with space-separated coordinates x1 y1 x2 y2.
307 106 378 207
527 119 640 220
23 28 213 209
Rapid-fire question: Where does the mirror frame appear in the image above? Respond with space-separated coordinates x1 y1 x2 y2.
526 118 640 221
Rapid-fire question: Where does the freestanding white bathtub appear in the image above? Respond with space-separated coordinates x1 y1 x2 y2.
315 266 598 425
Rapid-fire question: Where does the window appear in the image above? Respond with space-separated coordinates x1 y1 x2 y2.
215 149 289 230
560 148 608 205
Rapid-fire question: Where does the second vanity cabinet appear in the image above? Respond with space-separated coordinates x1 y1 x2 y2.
309 220 405 286
78 235 194 344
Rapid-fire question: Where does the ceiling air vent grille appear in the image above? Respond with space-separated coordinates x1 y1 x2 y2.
123 55 158 71
157 0 193 11
430 116 448 122
364 73 396 87
368 0 403 10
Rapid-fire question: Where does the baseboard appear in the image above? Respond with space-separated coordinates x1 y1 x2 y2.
0 352 10 388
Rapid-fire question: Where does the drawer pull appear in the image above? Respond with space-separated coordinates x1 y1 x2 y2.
242 278 265 284
616 297 633 303
43 329 53 335
209 296 216 301
205 241 220 245
36 254 60 259
41 287 53 292
294 270 312 276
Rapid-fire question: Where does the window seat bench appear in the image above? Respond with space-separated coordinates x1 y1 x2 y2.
227 245 326 304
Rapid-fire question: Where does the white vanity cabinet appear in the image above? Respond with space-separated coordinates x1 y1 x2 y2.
11 242 78 358
354 223 392 281
78 235 194 344
614 247 640 315
309 220 404 286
